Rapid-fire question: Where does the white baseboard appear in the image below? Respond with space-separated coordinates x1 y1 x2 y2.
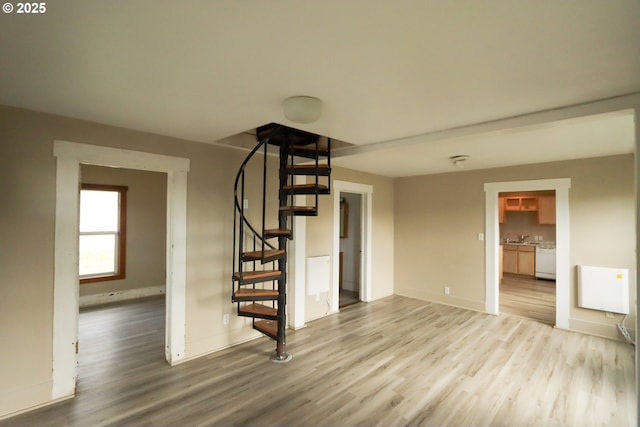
568 317 634 341
79 286 165 307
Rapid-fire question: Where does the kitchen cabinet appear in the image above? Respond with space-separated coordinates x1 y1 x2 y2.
517 245 535 276
504 197 537 212
503 245 518 274
499 198 506 224
504 196 538 212
520 197 537 211
538 195 556 224
504 198 521 211
503 244 536 276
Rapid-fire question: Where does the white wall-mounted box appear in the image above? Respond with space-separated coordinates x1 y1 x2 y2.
577 265 629 314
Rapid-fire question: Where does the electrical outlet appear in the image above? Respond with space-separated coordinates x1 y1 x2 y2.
223 314 229 325
243 199 248 209
478 233 484 241
444 286 450 295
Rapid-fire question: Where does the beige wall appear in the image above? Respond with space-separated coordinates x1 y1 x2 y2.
0 106 266 417
304 166 395 321
80 165 167 297
394 154 636 339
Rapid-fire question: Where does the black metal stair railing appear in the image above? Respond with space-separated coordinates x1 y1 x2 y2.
233 141 272 280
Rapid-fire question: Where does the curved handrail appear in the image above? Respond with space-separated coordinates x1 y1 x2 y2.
233 125 285 251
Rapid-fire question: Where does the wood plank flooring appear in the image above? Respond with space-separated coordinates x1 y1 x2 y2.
1 295 635 426
500 274 556 325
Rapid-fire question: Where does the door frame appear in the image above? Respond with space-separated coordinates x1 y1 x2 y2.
484 178 571 329
332 180 373 311
52 141 189 400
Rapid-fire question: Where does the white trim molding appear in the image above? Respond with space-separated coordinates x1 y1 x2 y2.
289 185 308 329
484 178 571 329
52 141 189 401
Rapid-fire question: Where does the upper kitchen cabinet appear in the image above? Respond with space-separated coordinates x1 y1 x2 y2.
499 197 506 223
538 195 556 224
504 196 538 212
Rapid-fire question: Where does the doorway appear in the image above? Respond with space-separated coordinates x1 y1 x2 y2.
77 164 168 384
484 178 570 330
498 190 557 325
339 192 362 308
52 141 189 400
332 180 373 312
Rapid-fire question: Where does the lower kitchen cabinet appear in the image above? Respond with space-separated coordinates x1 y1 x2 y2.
503 244 535 276
517 246 535 276
503 245 518 274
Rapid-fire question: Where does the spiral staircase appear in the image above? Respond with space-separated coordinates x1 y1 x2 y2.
232 123 331 361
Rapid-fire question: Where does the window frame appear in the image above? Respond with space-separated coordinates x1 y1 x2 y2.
79 183 128 284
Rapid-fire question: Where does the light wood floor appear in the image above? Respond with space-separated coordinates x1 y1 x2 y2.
2 295 635 426
500 274 556 325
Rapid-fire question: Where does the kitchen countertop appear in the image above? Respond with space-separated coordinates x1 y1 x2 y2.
502 241 556 248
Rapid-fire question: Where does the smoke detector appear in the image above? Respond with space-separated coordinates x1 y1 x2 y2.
449 155 470 168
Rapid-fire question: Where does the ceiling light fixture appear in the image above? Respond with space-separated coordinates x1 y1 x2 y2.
283 96 323 123
449 155 470 168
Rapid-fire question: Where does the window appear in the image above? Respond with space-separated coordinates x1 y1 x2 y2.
79 184 127 283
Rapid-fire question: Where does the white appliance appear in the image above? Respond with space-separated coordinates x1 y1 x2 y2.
535 244 556 280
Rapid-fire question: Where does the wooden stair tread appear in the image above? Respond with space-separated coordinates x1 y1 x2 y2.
287 164 329 169
279 206 316 211
233 270 282 283
289 146 329 160
291 144 329 158
263 228 292 237
282 184 328 190
254 319 278 338
242 249 285 262
291 144 330 153
234 288 279 299
286 164 331 176
279 206 318 216
287 165 331 176
238 303 277 317
282 183 330 195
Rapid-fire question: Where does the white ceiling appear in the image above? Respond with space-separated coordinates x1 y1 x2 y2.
332 110 636 177
0 1 638 177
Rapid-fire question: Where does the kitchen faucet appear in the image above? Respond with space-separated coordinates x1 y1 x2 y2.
519 234 529 243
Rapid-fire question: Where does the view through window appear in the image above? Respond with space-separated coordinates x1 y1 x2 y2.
79 184 127 283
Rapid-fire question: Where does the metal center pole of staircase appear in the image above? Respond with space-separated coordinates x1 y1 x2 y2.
271 136 291 362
